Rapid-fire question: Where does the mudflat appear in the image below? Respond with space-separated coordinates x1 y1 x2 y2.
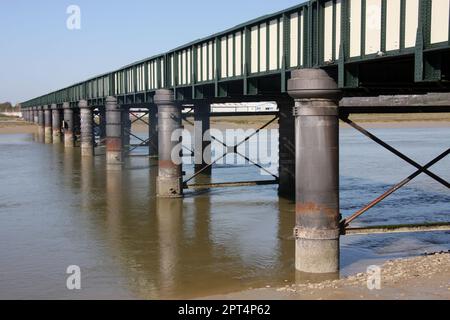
202 252 450 300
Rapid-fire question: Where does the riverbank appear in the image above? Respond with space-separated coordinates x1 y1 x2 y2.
0 115 37 134
1 113 449 134
203 252 450 300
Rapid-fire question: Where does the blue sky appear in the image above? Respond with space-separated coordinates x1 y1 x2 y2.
0 0 303 105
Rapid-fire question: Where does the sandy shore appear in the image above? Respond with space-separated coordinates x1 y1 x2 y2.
203 252 450 300
0 117 37 134
1 114 449 134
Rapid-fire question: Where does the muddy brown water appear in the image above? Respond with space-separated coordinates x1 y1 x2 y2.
0 126 449 299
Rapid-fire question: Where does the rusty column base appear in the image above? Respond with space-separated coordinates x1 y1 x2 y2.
295 238 339 274
64 132 75 148
156 176 183 198
106 137 123 168
53 132 63 144
38 127 45 142
44 127 53 144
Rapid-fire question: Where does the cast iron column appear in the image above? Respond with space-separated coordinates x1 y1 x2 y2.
194 101 211 175
44 105 53 144
99 106 107 145
287 69 341 274
155 89 183 198
148 104 158 157
63 102 75 148
105 96 122 167
31 107 38 124
79 100 94 157
37 106 45 143
121 106 131 153
34 107 39 124
278 99 296 198
51 104 63 144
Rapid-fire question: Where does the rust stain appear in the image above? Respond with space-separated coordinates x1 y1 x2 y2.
158 160 178 170
296 202 337 216
106 138 122 151
296 202 339 229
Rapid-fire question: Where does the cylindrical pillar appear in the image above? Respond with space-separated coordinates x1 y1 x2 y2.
278 99 296 199
34 107 39 124
51 104 63 144
155 89 183 198
79 100 94 157
148 105 158 157
63 102 75 148
105 96 123 167
44 105 53 144
287 69 341 274
121 106 131 152
99 106 107 145
36 106 45 143
194 102 211 175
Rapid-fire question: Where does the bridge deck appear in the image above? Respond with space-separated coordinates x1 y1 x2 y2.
22 0 450 109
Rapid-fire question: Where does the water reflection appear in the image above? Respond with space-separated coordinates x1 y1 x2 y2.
0 127 448 299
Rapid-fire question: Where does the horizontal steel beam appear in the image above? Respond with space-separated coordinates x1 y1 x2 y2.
184 179 278 190
344 222 450 236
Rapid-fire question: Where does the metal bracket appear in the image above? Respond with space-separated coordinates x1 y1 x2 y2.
294 227 340 240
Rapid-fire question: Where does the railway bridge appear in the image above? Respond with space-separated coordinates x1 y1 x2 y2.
20 0 450 276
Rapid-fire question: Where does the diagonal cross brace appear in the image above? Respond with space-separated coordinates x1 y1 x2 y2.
341 116 449 189
343 148 449 226
183 115 280 185
130 111 149 126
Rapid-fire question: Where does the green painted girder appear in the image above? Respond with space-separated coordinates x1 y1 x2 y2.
21 0 450 108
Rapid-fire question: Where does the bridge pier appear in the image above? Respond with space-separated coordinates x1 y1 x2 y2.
98 106 107 145
121 106 131 153
278 99 296 199
194 102 211 175
63 102 75 148
105 96 123 168
79 100 94 157
149 105 158 157
44 105 53 144
38 107 45 142
51 104 63 144
155 89 183 198
288 69 341 275
33 107 38 125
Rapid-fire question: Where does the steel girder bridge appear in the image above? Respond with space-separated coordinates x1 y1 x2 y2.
20 0 450 276
21 0 450 108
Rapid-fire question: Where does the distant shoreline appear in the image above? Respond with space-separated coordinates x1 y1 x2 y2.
1 114 449 134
